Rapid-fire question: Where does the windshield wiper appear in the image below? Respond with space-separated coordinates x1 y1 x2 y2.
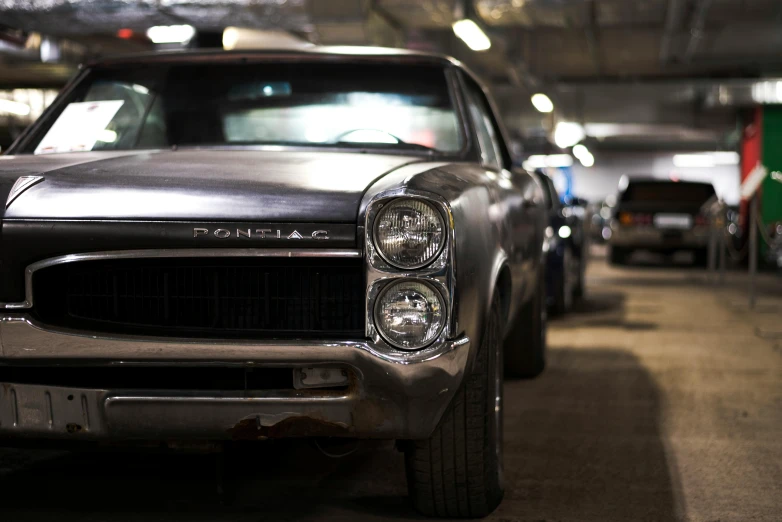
333 140 438 153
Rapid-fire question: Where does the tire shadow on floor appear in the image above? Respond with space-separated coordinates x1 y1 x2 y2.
0 437 419 521
551 290 658 331
0 351 681 522
501 347 683 522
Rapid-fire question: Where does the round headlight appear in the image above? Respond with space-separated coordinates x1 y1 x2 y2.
374 199 445 269
374 280 445 350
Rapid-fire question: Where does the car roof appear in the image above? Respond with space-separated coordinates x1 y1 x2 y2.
88 46 463 69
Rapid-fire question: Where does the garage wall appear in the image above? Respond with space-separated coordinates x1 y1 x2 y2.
570 151 741 205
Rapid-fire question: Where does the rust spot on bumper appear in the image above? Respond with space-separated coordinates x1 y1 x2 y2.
228 415 352 440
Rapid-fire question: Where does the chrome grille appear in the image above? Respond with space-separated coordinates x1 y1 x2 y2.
33 257 365 339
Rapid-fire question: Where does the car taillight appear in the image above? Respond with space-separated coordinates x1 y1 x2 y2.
619 212 652 225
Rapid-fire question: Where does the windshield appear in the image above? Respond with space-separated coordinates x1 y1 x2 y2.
25 61 464 155
621 182 716 204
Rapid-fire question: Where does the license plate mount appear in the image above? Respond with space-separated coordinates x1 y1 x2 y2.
654 213 692 230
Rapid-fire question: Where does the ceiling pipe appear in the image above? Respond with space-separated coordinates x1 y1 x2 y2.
659 0 685 64
583 0 601 76
683 0 714 63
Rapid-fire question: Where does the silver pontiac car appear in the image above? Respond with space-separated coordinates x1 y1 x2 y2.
0 48 546 517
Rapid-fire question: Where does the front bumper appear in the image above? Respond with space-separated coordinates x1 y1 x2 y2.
609 226 709 249
0 317 469 442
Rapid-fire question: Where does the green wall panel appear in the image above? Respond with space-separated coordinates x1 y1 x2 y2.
760 106 782 257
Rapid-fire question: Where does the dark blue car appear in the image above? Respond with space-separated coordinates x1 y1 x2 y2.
532 170 588 315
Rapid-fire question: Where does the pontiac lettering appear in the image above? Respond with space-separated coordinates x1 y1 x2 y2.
193 228 329 240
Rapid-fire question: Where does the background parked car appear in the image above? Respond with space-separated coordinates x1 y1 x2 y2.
532 170 588 315
608 178 716 266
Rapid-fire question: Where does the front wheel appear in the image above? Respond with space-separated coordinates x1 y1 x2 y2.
693 248 709 267
609 245 629 265
405 295 504 518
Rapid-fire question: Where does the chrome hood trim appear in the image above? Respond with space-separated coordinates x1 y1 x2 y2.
6 175 45 209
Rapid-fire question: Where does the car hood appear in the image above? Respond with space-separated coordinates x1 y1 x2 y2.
0 149 423 222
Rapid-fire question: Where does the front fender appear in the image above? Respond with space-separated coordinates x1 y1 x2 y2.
359 162 531 372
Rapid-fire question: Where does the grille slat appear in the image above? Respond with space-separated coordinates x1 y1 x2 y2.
34 258 365 339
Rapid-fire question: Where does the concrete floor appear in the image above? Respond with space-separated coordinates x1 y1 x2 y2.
1 251 781 521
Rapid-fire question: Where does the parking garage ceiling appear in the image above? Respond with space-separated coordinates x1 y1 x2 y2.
1 0 780 151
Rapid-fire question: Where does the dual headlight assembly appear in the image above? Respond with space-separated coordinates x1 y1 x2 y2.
371 198 447 350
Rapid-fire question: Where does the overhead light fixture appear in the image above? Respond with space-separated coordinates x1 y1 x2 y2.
554 121 585 149
531 93 553 113
452 19 491 51
522 154 574 170
222 27 240 50
572 143 595 167
672 152 739 168
579 153 595 167
751 80 782 104
220 27 312 51
146 25 196 44
0 99 31 116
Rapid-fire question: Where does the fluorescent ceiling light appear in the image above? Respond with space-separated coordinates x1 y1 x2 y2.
672 152 739 168
572 144 594 167
711 151 740 165
523 154 573 170
572 144 588 159
554 121 585 149
0 99 31 116
751 80 782 104
146 25 195 44
673 155 714 168
452 19 491 51
579 153 595 167
531 93 553 113
221 27 312 51
223 27 240 50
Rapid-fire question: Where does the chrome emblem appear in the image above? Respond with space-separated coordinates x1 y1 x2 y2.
193 228 329 240
6 175 45 208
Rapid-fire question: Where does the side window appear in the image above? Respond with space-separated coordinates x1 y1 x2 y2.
464 78 502 170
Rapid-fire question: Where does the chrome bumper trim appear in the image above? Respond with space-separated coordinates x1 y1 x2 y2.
0 248 363 310
0 316 465 365
0 326 471 440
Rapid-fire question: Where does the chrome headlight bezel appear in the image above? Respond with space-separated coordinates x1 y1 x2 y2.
372 278 447 350
372 198 447 270
364 190 456 353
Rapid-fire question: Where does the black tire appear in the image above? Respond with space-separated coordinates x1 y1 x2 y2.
574 252 586 299
503 264 547 379
552 247 574 316
693 248 709 267
609 246 628 266
405 295 504 518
